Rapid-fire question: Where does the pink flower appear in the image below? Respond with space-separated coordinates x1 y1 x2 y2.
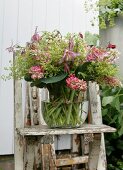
87 54 96 61
29 66 44 80
86 47 106 62
29 66 42 73
62 49 80 62
107 43 116 49
104 76 122 87
66 74 87 92
31 27 41 42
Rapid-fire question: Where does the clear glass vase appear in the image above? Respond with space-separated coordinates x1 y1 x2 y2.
40 86 88 128
41 99 88 128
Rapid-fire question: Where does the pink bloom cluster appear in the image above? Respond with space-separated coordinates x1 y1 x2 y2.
104 76 122 87
29 66 44 80
87 47 105 62
66 74 87 92
106 49 119 64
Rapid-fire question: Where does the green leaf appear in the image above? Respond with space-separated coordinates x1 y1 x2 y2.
102 96 114 106
102 108 108 116
118 126 123 136
40 73 67 84
111 97 120 112
24 74 32 82
116 140 123 150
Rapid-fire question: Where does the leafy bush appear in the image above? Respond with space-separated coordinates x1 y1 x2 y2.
101 86 123 169
85 0 123 29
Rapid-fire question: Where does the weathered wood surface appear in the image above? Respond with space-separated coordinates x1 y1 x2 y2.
88 81 107 170
24 84 42 170
56 156 89 167
14 81 116 170
17 124 116 136
14 80 24 170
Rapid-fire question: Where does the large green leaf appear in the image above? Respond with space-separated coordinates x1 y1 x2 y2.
111 97 120 112
40 73 67 84
102 96 115 106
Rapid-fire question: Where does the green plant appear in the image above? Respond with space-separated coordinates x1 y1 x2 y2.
5 29 120 86
101 86 123 169
85 31 99 46
85 0 123 29
99 0 123 29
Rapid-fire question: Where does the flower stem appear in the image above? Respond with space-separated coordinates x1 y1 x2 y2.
67 90 75 125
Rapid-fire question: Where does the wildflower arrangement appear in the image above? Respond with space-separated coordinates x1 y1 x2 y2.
7 29 121 127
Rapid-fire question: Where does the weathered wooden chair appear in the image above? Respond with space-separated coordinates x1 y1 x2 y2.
14 80 116 170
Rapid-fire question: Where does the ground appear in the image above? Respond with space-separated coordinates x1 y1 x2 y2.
0 155 14 170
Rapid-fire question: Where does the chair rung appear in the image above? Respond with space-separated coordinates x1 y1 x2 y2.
56 156 89 167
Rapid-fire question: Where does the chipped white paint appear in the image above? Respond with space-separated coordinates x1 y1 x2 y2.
14 80 116 169
17 124 116 136
89 81 107 170
14 80 24 170
56 156 89 166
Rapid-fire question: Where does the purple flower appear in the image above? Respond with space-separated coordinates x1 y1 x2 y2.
31 27 41 42
79 32 83 39
62 49 80 62
69 37 74 51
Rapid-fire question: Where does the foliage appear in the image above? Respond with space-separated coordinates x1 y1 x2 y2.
101 86 123 169
85 31 99 46
6 29 120 88
99 0 123 29
85 0 123 29
4 29 121 127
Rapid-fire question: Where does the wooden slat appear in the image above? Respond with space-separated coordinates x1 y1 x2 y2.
88 134 101 170
49 137 57 170
34 139 42 170
41 144 50 170
24 83 31 126
72 134 80 153
25 137 35 170
29 86 40 126
17 124 116 136
14 79 24 170
88 81 107 170
56 156 89 167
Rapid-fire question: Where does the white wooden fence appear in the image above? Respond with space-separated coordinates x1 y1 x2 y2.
0 0 98 155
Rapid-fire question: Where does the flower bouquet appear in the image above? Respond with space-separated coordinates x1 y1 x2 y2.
7 29 121 128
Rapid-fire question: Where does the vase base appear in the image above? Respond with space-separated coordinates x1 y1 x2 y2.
48 125 81 129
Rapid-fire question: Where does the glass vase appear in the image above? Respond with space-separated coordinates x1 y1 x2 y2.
41 100 88 128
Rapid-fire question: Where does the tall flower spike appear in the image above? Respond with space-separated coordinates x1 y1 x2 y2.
31 26 41 42
69 37 74 51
